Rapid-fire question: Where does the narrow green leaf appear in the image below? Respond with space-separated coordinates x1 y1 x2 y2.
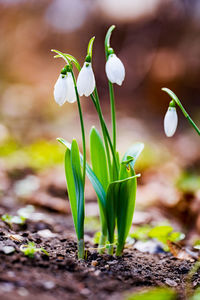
116 165 137 255
51 49 70 65
71 139 84 240
122 142 144 170
126 287 176 300
64 54 81 71
90 127 109 191
52 50 81 71
57 137 106 213
90 127 109 236
64 148 78 235
105 166 139 250
106 181 118 244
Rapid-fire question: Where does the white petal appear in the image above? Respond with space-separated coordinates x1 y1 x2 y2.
77 62 96 97
54 74 67 106
164 107 178 137
66 72 76 103
105 54 125 85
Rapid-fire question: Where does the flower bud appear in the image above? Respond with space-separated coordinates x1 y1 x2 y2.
77 62 96 97
164 107 178 137
105 54 125 85
54 74 67 106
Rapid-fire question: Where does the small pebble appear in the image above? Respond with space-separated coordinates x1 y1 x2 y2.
80 288 90 296
0 282 14 292
2 246 15 254
165 278 178 287
134 240 163 254
17 287 29 297
43 281 55 289
107 260 117 265
7 271 15 278
105 264 109 269
37 229 57 238
94 270 101 276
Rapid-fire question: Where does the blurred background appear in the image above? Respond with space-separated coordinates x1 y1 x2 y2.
0 0 200 243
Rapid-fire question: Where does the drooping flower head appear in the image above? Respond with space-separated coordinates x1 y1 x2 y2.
105 49 125 86
77 55 96 97
54 67 68 106
54 65 77 105
164 100 178 137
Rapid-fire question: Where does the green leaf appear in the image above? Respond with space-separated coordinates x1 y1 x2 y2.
58 137 106 217
71 140 84 239
52 49 81 71
64 148 78 236
116 165 138 255
148 225 185 251
64 54 81 71
126 287 176 300
122 142 144 170
130 225 152 241
148 225 173 239
90 127 109 236
168 232 185 243
51 49 70 65
191 288 200 300
87 36 95 59
90 127 109 191
105 181 118 245
64 139 84 240
105 166 139 254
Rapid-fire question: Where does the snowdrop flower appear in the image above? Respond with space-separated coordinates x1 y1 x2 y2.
66 72 76 103
164 106 178 137
105 53 125 85
54 74 67 106
77 62 95 97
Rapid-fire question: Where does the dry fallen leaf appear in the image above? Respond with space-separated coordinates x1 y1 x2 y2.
167 240 195 262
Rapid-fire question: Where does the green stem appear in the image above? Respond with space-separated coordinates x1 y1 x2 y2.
175 99 200 135
77 239 85 259
71 71 86 186
108 82 117 151
186 116 200 135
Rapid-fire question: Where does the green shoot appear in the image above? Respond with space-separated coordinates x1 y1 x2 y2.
20 242 49 258
1 214 26 227
130 224 185 252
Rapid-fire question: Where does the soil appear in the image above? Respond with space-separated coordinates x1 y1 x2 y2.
0 204 199 300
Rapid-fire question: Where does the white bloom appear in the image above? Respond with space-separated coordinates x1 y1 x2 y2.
164 107 178 137
54 74 67 106
77 62 95 97
105 53 125 85
66 72 76 103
